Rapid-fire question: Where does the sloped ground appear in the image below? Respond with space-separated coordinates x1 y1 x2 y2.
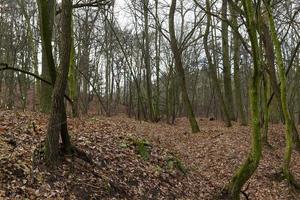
0 110 300 199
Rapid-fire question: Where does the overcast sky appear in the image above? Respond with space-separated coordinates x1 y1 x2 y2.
114 0 141 30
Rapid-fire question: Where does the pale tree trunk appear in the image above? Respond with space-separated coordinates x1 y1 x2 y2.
80 11 91 115
68 30 78 117
104 9 111 116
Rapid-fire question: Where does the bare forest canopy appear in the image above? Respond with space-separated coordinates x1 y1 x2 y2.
1 0 300 199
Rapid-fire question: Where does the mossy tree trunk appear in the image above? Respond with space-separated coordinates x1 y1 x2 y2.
260 11 300 150
169 0 200 133
262 72 270 146
266 4 300 187
225 0 262 198
68 20 78 118
260 17 285 123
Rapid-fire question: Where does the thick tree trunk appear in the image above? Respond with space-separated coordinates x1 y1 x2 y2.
38 0 55 113
40 0 72 165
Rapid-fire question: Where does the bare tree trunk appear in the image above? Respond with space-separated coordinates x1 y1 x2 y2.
222 0 235 121
224 0 262 198
204 0 231 127
38 0 72 165
39 0 55 113
231 1 247 125
154 0 161 120
262 72 271 146
267 6 300 187
142 0 155 121
169 0 200 133
261 15 300 150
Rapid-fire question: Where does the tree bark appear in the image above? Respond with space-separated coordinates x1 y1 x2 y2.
261 11 300 150
231 1 247 125
225 0 262 198
222 0 236 121
267 5 300 187
169 0 200 133
38 0 56 113
204 0 231 127
143 0 155 121
41 0 72 165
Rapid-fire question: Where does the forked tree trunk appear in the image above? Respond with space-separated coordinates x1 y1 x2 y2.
261 9 300 150
169 0 200 133
40 0 72 165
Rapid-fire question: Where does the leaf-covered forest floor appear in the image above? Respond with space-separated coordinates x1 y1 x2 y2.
1 110 300 199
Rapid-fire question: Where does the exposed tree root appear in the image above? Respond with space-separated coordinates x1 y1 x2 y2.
71 145 93 164
32 143 94 167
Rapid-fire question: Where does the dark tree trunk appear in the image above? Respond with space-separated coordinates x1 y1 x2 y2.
42 0 72 165
169 0 200 133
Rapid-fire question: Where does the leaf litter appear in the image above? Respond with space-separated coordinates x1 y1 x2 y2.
0 110 300 199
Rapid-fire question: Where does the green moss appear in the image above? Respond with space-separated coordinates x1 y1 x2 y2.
224 0 263 199
166 156 187 175
129 137 151 160
136 140 150 160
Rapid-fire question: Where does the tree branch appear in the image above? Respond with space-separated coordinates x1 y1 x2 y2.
0 63 73 105
56 0 110 15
